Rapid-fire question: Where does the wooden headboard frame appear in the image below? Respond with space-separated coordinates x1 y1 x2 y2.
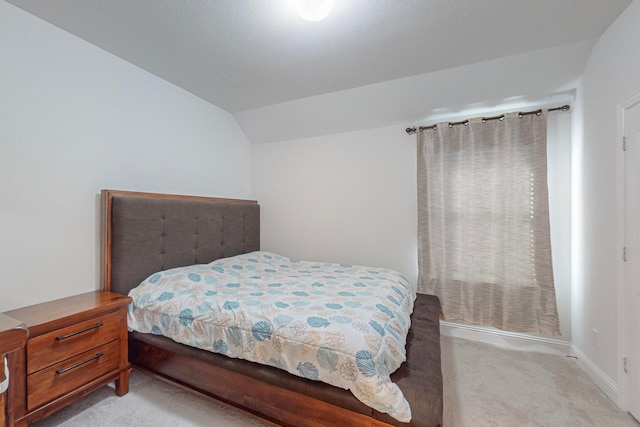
101 189 260 295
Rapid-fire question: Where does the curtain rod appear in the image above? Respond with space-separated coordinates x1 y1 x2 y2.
405 104 571 135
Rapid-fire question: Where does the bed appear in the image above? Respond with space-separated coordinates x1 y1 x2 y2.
101 189 443 427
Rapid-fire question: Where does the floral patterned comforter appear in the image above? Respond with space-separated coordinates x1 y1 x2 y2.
127 251 416 422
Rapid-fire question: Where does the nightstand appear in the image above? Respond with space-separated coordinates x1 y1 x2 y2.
3 291 131 426
0 314 29 427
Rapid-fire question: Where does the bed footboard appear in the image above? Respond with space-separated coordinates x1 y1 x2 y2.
129 294 442 427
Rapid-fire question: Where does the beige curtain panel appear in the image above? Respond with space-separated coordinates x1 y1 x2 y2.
417 111 560 335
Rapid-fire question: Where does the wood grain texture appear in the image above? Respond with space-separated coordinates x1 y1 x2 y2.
27 311 120 375
102 189 258 204
4 291 131 426
4 291 130 337
0 313 28 427
7 349 27 425
14 370 125 427
27 340 120 410
115 305 130 396
0 392 5 427
131 339 390 427
0 314 29 355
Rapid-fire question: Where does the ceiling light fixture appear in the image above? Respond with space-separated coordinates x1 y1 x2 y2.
295 0 333 22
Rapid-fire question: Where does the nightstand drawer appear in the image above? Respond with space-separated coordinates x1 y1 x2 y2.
4 291 131 425
27 339 120 410
27 310 121 374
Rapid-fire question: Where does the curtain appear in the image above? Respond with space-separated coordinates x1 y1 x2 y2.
417 111 560 335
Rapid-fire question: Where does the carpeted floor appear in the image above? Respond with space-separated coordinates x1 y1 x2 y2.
31 336 639 426
441 337 638 427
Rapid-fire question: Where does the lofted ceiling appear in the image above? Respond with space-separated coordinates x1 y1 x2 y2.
7 0 633 142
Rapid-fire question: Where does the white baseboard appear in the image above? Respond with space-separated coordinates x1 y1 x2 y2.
569 344 618 403
440 321 572 356
440 321 619 404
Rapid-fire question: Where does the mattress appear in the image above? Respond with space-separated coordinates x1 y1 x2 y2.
128 293 443 427
127 251 416 422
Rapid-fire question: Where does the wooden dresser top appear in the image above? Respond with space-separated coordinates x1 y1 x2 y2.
0 313 29 355
4 291 130 337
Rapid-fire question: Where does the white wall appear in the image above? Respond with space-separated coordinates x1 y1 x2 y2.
0 2 252 312
253 125 417 283
548 112 573 341
573 0 640 398
253 110 573 342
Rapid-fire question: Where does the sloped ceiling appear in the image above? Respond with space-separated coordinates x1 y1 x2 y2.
7 0 632 143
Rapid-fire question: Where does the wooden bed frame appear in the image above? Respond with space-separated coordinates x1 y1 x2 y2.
101 189 443 427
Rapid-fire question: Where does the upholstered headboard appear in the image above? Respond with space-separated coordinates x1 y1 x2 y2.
101 190 260 296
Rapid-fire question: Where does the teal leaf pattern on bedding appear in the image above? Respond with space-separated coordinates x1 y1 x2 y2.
127 251 416 423
307 316 330 328
158 292 174 301
160 313 171 330
274 314 293 327
178 309 194 327
297 362 320 380
226 325 243 347
196 301 213 313
213 340 228 355
376 303 395 318
355 350 377 377
369 320 386 337
251 321 273 341
316 347 339 372
223 301 239 310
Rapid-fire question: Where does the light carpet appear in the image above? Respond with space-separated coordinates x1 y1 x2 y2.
31 336 639 426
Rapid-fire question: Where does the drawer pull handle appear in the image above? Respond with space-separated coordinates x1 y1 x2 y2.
56 322 104 341
56 352 104 374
